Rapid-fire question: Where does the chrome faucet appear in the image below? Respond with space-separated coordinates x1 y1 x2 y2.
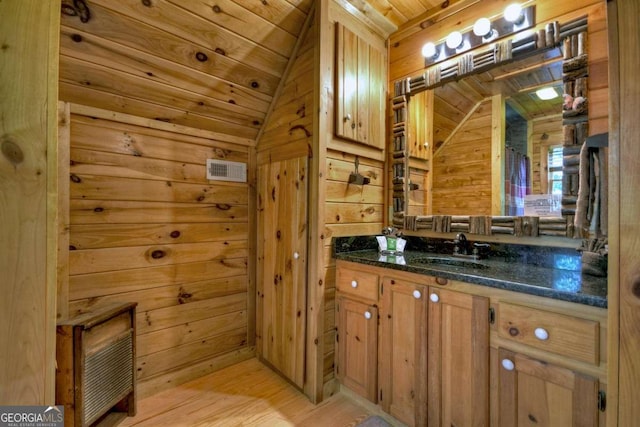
454 233 470 255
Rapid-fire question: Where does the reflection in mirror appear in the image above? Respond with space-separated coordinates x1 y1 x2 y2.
429 48 563 216
393 16 602 239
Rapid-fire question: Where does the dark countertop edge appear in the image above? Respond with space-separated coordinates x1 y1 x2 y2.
335 252 608 309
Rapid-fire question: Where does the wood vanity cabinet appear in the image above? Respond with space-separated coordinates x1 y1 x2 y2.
494 301 604 426
334 261 605 425
497 348 599 426
336 297 378 402
335 23 385 149
378 277 429 426
335 264 380 402
427 288 489 426
378 278 490 427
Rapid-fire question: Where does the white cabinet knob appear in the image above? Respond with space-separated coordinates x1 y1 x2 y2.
351 280 358 288
429 293 439 303
364 311 372 320
413 290 422 299
501 359 515 371
345 113 352 121
534 327 549 341
293 252 300 259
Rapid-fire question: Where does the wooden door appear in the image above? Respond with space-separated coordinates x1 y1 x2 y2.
427 288 489 426
336 297 378 402
498 348 599 426
379 277 428 426
257 156 308 388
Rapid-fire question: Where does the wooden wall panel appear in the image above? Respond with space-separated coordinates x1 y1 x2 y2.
67 113 251 397
608 0 640 423
58 0 314 146
0 0 60 404
531 114 563 195
432 100 492 215
324 148 384 393
257 14 315 162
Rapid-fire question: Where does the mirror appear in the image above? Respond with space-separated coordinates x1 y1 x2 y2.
429 48 563 215
391 16 601 239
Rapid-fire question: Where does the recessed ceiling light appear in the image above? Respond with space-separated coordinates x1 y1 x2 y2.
536 87 558 100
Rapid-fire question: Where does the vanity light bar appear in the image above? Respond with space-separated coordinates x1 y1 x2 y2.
422 5 535 67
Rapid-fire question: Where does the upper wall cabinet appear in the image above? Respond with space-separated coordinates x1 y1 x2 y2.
335 23 385 150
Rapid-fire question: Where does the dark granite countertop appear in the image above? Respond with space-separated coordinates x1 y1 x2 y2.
334 236 608 308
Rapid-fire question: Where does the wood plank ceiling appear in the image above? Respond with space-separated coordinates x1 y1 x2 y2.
59 0 314 144
58 0 452 145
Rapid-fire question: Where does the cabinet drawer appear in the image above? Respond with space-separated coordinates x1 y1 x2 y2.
498 302 599 365
336 267 379 302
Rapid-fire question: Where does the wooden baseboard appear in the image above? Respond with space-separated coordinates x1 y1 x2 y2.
137 346 255 399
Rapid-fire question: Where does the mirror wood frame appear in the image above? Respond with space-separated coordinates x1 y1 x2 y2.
390 15 597 240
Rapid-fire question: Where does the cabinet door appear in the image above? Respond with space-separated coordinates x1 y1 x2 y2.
335 23 385 149
336 297 378 402
336 22 359 142
498 348 599 426
256 156 308 388
379 278 428 427
427 288 489 426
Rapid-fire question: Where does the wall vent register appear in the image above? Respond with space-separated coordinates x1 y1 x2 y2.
206 159 247 182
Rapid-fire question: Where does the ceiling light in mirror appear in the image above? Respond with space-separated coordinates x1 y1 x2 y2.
536 87 559 100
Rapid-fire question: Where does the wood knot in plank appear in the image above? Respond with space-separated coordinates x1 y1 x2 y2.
632 276 640 299
67 0 91 23
178 288 192 304
1 136 24 166
150 249 166 259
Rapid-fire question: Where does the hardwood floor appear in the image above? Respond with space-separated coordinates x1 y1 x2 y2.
120 358 403 426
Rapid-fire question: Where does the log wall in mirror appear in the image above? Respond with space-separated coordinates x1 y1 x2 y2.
391 15 607 240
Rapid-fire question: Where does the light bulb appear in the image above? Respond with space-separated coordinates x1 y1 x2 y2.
504 4 523 23
473 18 492 37
421 42 436 58
446 31 463 49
